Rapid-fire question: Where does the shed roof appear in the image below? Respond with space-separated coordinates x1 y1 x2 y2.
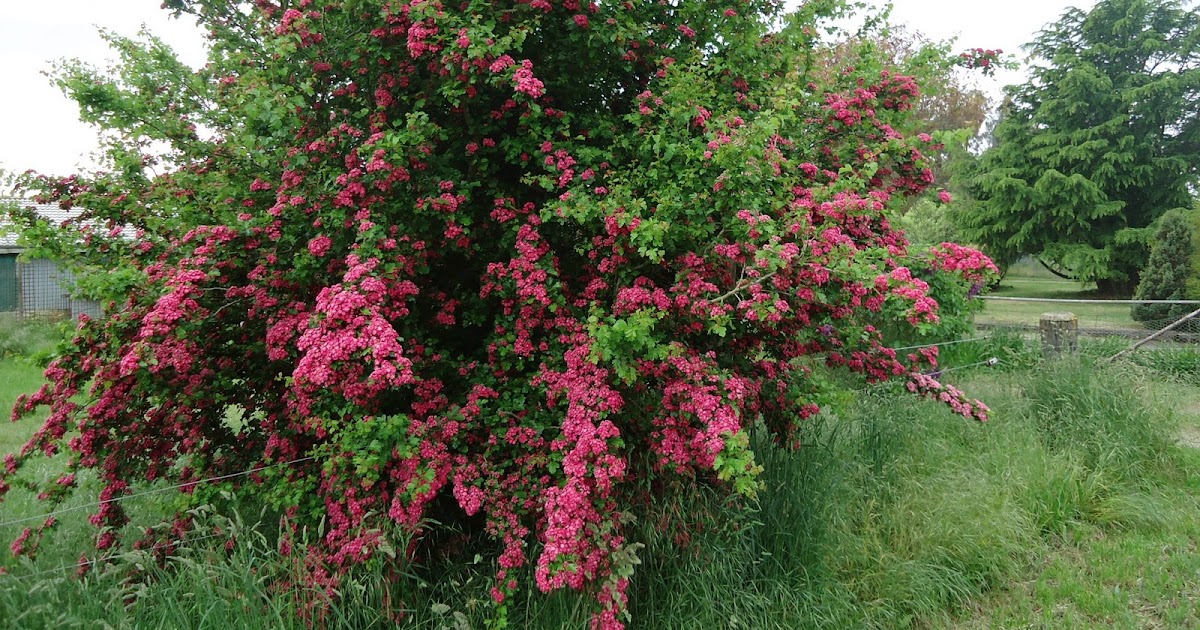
0 198 136 249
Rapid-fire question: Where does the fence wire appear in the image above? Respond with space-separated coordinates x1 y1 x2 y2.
975 296 1200 341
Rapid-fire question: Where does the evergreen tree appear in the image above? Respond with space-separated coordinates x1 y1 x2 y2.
1132 209 1195 325
958 0 1200 295
1187 198 1200 299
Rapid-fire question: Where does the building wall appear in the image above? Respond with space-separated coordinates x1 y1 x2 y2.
0 253 103 320
20 258 72 314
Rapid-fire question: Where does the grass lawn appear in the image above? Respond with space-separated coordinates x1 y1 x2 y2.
0 360 50 456
4 346 1200 628
978 263 1143 331
0 359 95 581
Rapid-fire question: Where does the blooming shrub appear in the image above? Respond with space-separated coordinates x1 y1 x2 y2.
929 242 1001 285
913 242 1000 342
2 1 993 627
958 47 1004 76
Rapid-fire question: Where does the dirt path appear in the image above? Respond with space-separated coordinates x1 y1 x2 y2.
1179 426 1200 448
1179 401 1200 448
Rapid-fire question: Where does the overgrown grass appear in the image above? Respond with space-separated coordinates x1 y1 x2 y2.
0 314 68 365
2 343 1200 628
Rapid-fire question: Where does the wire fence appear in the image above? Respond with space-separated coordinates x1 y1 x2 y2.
4 531 231 582
0 456 315 582
0 339 1014 583
0 316 1185 583
975 296 1200 341
0 456 315 532
0 255 101 321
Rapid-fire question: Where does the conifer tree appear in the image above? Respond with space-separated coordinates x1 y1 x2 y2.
1133 209 1196 325
959 0 1200 295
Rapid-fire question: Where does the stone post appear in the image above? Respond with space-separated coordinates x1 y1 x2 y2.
1040 312 1078 359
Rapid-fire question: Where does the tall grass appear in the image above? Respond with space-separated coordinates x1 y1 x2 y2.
0 348 1196 629
0 314 67 364
0 510 298 630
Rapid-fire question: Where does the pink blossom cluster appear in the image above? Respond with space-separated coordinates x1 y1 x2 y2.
876 267 940 325
513 59 545 98
533 335 626 599
958 47 1003 76
928 242 999 285
293 256 418 409
906 372 990 421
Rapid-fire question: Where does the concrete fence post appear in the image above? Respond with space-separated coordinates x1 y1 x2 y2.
1040 312 1078 359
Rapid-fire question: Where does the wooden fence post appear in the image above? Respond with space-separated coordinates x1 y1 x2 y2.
1040 312 1078 359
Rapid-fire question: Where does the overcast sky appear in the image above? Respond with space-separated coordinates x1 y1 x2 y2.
0 0 1096 178
875 0 1097 98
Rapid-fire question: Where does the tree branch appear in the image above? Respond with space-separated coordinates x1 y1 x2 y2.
714 270 778 303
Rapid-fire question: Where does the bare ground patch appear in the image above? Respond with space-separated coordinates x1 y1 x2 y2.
1178 426 1200 449
1175 401 1200 448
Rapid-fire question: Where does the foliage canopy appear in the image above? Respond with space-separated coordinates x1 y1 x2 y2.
957 0 1200 295
2 1 994 626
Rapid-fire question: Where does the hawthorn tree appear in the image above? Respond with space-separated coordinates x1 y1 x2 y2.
2 1 995 626
957 0 1200 295
824 26 991 142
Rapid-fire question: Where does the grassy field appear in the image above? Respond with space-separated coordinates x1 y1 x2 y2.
3 335 1200 628
0 361 53 456
976 259 1145 331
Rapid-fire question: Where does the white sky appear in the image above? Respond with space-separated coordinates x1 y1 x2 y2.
875 0 1097 100
0 1 208 178
0 0 1095 177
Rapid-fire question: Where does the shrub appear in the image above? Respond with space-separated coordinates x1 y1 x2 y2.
1132 209 1195 326
2 1 993 626
897 198 962 249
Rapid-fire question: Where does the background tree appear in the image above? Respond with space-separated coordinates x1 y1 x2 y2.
867 27 991 143
957 0 1200 295
1187 198 1200 299
1131 209 1195 325
897 197 963 247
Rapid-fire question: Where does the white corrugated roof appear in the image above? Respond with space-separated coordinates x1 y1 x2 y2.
0 198 135 249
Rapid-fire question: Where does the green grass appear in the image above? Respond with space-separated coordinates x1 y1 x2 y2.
0 361 51 455
979 267 1141 330
0 359 107 586
0 314 68 364
3 347 1200 628
979 258 1200 337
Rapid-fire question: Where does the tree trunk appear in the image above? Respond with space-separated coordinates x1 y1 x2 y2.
1095 277 1136 298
